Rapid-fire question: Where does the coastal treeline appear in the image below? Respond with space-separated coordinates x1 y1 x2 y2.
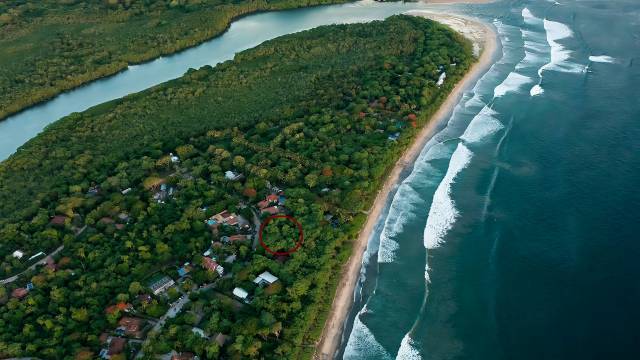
0 0 348 121
0 16 473 358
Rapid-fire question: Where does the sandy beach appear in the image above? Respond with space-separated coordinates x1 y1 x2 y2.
314 11 498 360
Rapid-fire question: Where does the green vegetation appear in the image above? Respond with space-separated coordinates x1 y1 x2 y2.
0 15 473 359
0 0 348 121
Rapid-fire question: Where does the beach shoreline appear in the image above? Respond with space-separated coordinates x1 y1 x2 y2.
314 12 498 359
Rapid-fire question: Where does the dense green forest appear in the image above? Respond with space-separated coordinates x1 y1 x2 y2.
0 0 348 121
0 15 473 359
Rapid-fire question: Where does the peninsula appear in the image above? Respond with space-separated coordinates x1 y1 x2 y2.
0 15 474 359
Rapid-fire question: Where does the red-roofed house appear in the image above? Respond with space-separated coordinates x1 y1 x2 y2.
11 288 28 299
261 206 280 215
108 337 126 356
202 257 218 272
118 317 144 337
106 302 133 315
50 215 67 226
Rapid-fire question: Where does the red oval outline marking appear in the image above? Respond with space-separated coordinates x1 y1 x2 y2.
258 215 304 256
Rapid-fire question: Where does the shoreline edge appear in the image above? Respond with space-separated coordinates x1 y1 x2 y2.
314 11 499 359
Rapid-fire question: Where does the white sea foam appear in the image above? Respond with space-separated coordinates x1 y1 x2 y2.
423 143 473 249
589 55 617 63
530 84 544 96
522 8 541 26
378 185 422 263
344 306 392 360
541 19 584 73
494 72 533 97
460 106 503 143
396 334 422 360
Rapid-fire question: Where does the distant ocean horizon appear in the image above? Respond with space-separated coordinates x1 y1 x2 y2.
340 0 640 359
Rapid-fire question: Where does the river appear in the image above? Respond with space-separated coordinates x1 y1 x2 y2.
2 0 639 359
0 0 448 161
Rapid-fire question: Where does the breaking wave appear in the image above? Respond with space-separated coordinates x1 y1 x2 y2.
378 185 423 263
460 106 503 144
589 55 617 63
344 305 392 360
494 71 533 97
396 334 422 360
423 143 473 249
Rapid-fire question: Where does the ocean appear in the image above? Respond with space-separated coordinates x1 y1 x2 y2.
341 0 640 359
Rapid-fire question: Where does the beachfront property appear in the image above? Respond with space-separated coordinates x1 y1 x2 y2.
253 271 279 286
148 276 175 296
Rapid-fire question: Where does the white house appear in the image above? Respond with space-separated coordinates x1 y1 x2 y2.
224 170 243 181
215 265 225 276
436 72 447 87
170 153 180 163
253 271 279 286
12 250 24 259
232 287 249 300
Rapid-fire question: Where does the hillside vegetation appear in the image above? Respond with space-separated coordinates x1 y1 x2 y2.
0 16 473 359
0 0 347 120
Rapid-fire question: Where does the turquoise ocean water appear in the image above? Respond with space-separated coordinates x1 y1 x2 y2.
341 1 640 359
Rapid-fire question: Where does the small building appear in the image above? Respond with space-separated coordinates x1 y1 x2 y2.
253 271 279 286
191 327 207 338
100 336 126 358
436 71 447 87
25 282 34 291
121 187 132 195
232 287 249 301
11 288 28 299
388 132 400 142
177 263 192 277
117 316 144 338
261 206 280 215
50 215 67 226
106 302 133 315
170 153 180 163
211 210 239 227
225 170 243 181
12 250 24 259
202 257 218 271
222 234 250 244
148 276 175 296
